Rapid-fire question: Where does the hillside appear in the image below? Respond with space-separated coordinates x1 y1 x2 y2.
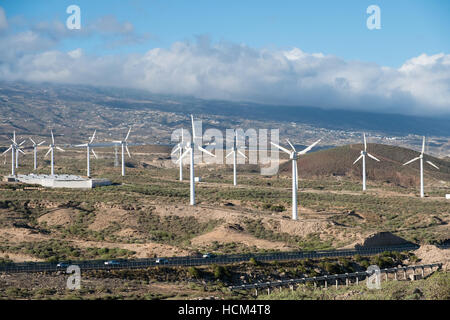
1 82 449 157
280 143 450 187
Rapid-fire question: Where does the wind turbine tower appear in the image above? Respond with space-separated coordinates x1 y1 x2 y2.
271 138 321 220
177 115 215 205
44 130 65 176
112 127 132 176
2 131 25 176
352 133 380 191
76 130 98 177
171 128 185 181
226 130 247 186
29 138 46 171
403 136 439 198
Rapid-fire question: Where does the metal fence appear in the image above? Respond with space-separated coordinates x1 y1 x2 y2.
229 263 442 292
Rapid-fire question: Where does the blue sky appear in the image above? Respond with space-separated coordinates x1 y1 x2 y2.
3 0 449 67
0 1 449 116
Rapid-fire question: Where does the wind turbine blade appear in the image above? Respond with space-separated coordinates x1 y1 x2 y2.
367 153 380 162
45 148 52 157
198 146 215 157
191 114 197 138
286 139 296 152
421 136 425 154
181 128 184 143
353 155 363 165
13 131 16 143
18 149 25 155
126 145 131 158
298 139 321 155
171 145 181 155
403 157 420 166
19 140 26 146
38 141 46 146
51 130 55 144
29 138 36 145
226 151 234 158
363 133 367 152
75 144 88 147
112 140 122 144
91 149 98 159
426 161 439 170
125 127 131 141
2 147 12 155
89 130 96 144
238 150 247 159
56 147 65 152
270 142 291 155
176 148 191 163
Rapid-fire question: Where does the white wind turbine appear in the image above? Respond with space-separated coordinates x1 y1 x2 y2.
403 136 439 198
112 127 132 176
44 130 65 176
177 115 215 206
14 133 26 169
29 137 46 171
352 133 380 191
271 138 321 220
75 130 98 177
226 130 247 186
171 128 185 181
2 131 25 176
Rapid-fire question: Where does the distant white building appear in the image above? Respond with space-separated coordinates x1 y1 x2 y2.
446 194 450 200
7 174 111 189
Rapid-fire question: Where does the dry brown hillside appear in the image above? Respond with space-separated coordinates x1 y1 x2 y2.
280 143 450 187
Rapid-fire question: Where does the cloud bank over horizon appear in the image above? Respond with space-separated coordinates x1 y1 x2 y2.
0 7 449 117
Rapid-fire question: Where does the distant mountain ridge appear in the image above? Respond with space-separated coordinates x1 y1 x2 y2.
0 82 449 154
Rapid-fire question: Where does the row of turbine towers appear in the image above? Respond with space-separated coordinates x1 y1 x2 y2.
2 115 441 221
170 115 440 221
2 128 133 178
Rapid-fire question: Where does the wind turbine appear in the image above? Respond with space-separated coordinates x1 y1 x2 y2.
171 128 185 181
29 138 46 171
177 115 215 206
403 136 439 198
2 131 25 176
14 133 26 169
75 130 98 177
112 127 132 176
226 130 247 186
352 133 380 191
44 130 65 176
271 138 321 220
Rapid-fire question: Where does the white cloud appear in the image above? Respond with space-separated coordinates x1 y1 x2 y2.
0 13 448 116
